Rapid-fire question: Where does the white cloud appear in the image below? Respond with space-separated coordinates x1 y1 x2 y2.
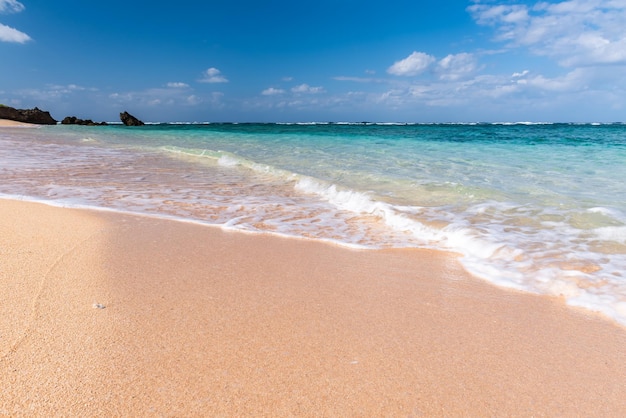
387 51 436 76
262 87 285 95
167 82 189 88
368 62 626 118
291 84 324 94
0 23 30 42
436 53 478 81
0 0 30 43
110 85 208 107
523 68 590 92
0 0 24 13
383 51 478 83
468 3 529 28
468 0 626 67
48 84 92 93
17 84 96 102
334 76 377 83
186 95 201 105
199 67 228 83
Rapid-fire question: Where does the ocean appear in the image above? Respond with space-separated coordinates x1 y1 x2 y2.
1 122 625 325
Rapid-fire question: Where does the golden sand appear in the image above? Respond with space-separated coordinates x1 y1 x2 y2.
1 199 625 416
0 119 38 127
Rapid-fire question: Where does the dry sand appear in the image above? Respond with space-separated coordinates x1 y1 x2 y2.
1 198 625 416
0 119 38 127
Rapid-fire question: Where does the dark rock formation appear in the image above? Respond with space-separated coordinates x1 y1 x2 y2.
0 105 57 125
120 111 144 126
61 116 107 126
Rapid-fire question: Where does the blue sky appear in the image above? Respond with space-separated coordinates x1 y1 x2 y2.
2 0 626 122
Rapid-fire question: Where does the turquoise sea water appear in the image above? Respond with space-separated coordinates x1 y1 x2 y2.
1 122 626 325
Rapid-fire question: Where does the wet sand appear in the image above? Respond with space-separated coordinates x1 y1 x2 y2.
1 199 625 416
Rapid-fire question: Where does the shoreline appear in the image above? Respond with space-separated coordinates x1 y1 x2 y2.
4 193 625 328
1 198 625 415
0 118 40 127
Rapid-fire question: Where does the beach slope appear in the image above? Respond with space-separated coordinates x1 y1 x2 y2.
0 119 38 127
1 199 625 416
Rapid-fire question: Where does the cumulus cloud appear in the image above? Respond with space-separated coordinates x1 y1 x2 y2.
0 23 30 42
199 67 228 83
372 62 626 117
468 0 626 67
291 84 325 94
261 87 285 95
385 52 478 82
436 53 478 81
186 95 201 105
523 68 591 92
0 0 30 43
0 0 24 13
387 51 436 76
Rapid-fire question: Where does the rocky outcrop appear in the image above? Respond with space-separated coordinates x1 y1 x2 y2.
120 111 144 126
61 116 107 126
0 105 57 125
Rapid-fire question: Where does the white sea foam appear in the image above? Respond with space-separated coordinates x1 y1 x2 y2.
594 226 626 243
217 154 241 167
588 206 626 223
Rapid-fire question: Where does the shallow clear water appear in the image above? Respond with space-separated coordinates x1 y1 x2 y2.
1 122 626 325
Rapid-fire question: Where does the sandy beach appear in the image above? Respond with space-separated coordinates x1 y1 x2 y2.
1 198 625 416
0 119 38 127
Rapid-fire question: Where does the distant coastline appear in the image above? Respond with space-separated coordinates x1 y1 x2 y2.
0 105 56 125
0 105 144 126
1 104 625 126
